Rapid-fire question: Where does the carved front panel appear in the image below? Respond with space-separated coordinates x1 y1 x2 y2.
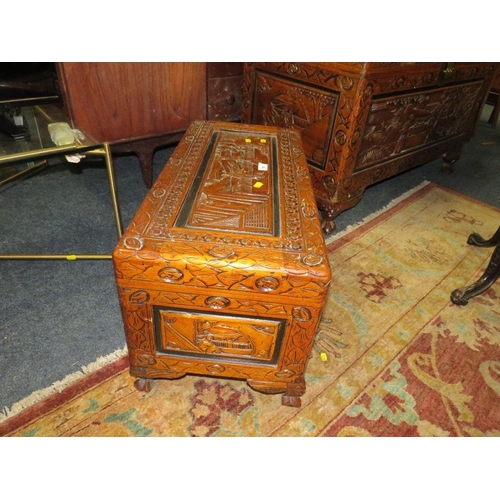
356 81 482 171
154 306 285 364
118 285 323 386
250 71 339 171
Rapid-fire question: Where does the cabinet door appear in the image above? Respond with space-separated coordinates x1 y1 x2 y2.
57 62 207 143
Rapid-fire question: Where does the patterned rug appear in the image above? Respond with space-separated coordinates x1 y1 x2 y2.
2 181 500 437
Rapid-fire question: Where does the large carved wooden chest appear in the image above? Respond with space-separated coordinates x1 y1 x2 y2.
242 62 498 233
112 120 331 407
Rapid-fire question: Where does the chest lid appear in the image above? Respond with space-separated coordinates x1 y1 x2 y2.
114 120 331 296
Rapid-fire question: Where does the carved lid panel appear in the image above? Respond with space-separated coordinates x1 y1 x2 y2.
174 129 278 236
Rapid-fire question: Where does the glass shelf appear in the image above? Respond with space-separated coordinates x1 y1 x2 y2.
0 103 101 167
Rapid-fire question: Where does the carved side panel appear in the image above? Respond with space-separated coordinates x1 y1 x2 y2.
241 63 363 202
250 71 339 171
356 81 483 171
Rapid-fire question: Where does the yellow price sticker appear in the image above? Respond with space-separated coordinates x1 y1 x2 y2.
320 352 328 362
253 181 263 188
66 255 77 261
245 138 252 143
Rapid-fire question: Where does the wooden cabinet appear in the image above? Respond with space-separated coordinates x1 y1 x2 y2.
242 62 498 233
206 62 244 122
57 62 243 187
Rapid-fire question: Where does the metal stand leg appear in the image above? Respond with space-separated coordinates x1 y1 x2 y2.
0 160 48 188
0 142 123 260
104 142 123 239
88 142 123 239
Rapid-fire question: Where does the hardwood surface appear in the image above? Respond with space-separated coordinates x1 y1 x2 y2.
57 63 243 187
242 62 499 233
112 120 331 407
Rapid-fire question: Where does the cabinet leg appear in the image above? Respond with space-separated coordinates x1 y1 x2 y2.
317 202 337 235
281 377 306 407
321 218 336 235
441 150 461 173
135 149 154 189
317 192 364 235
110 132 185 189
134 377 153 393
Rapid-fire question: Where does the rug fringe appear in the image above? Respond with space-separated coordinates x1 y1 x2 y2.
0 345 128 423
324 181 431 245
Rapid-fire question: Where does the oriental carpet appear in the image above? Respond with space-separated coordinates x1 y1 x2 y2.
2 182 500 437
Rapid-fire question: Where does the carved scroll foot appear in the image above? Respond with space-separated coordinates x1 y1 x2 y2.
134 377 153 393
321 218 336 235
282 377 306 408
317 193 365 235
450 242 500 305
317 201 338 235
246 376 306 406
441 150 461 173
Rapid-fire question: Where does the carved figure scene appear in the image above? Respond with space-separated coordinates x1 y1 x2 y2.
186 131 275 234
357 83 482 170
255 73 338 170
157 309 280 362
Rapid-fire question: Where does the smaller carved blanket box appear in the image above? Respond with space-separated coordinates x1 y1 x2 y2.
112 120 332 407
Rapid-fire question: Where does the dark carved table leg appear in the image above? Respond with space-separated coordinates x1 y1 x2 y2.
450 226 500 305
111 131 186 188
467 226 500 247
134 148 154 188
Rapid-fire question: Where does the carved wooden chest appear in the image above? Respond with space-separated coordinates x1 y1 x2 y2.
242 62 499 233
112 120 331 407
